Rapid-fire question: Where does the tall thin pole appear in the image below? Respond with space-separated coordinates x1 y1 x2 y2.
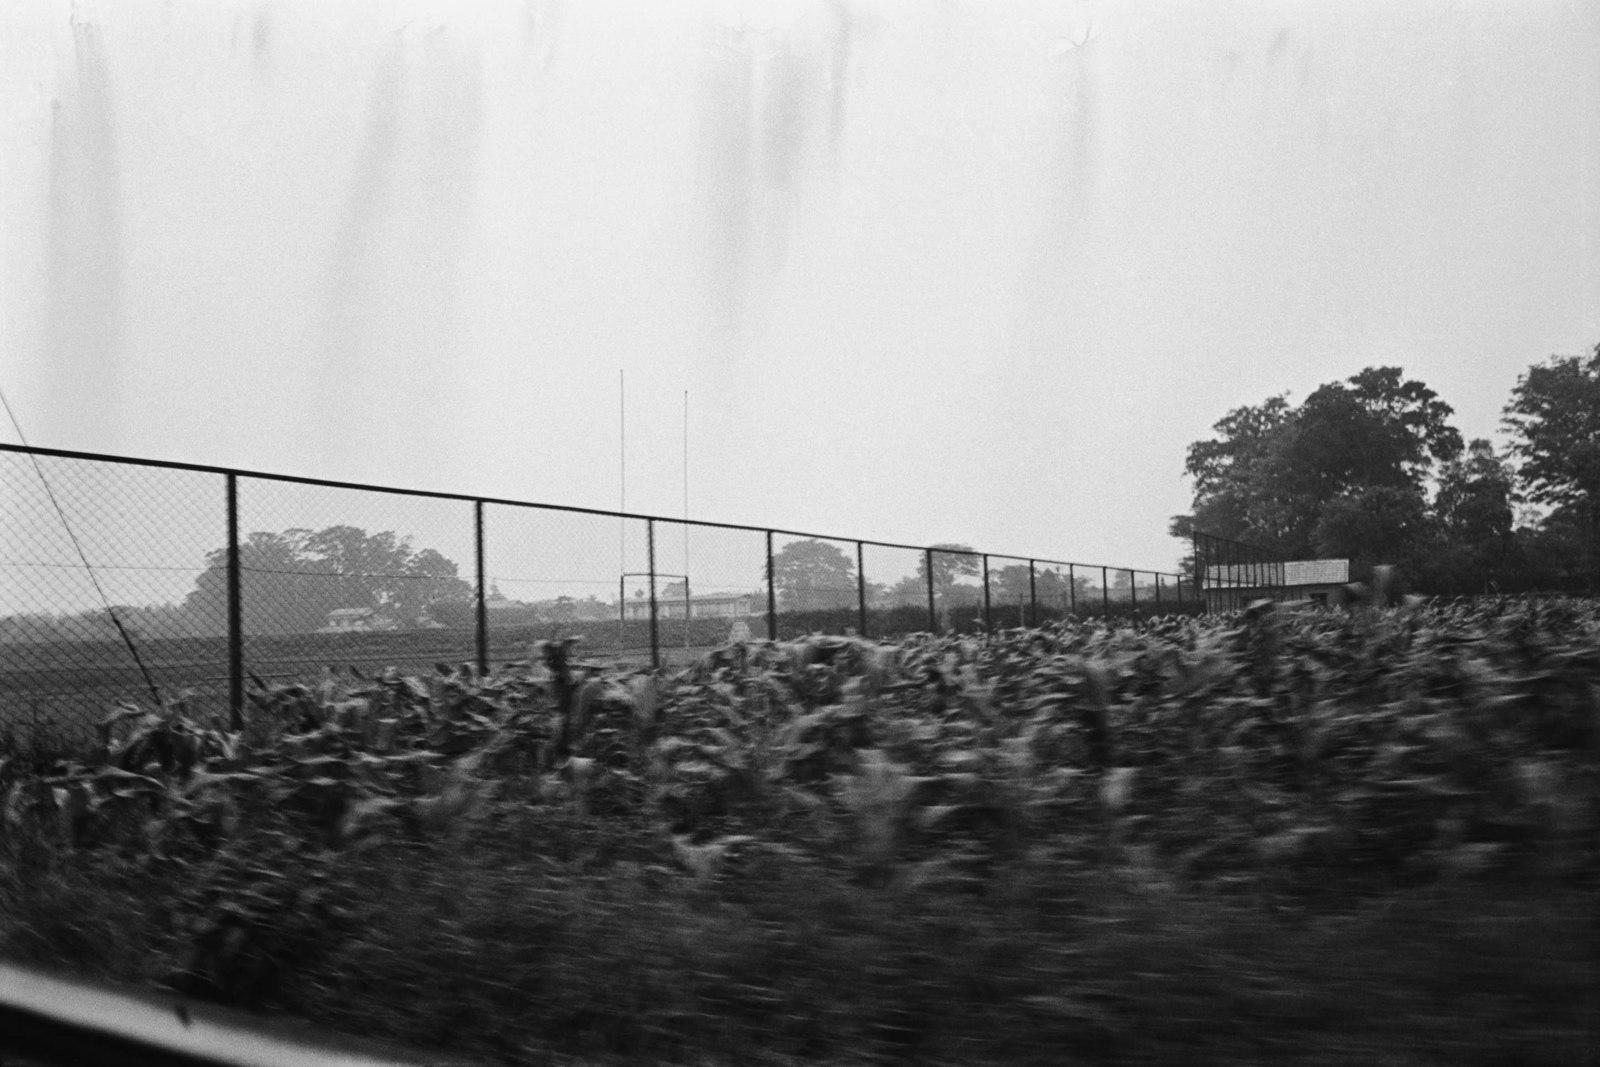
683 389 689 645
620 369 626 562
683 390 688 535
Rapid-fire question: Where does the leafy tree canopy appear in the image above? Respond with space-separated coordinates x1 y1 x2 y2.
916 544 979 604
184 526 473 635
1501 345 1600 587
1501 346 1600 514
1175 367 1463 570
988 564 1034 604
1415 438 1517 595
770 539 856 611
1434 439 1515 547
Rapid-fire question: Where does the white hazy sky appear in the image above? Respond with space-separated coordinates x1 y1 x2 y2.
2 0 1597 600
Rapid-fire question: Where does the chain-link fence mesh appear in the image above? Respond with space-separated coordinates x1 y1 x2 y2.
485 503 654 668
235 477 480 687
769 534 859 641
859 543 928 640
983 556 1034 630
659 520 768 662
1 445 1188 746
922 547 979 633
1027 563 1069 622
1 453 226 745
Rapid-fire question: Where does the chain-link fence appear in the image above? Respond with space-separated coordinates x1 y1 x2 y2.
1 444 1192 745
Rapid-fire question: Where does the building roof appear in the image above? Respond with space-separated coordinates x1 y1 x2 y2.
326 607 375 619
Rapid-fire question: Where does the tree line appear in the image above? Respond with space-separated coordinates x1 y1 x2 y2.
1171 346 1599 595
0 525 477 643
765 539 1101 614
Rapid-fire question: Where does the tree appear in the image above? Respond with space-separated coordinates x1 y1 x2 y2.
1180 395 1302 546
916 543 980 606
989 564 1034 605
1423 439 1515 593
1175 367 1463 572
882 575 927 608
395 548 473 627
1311 485 1431 575
183 526 472 635
1502 345 1600 588
770 539 856 611
1281 370 1461 519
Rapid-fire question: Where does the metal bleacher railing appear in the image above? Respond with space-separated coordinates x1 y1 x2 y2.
1 443 1193 744
1190 529 1293 611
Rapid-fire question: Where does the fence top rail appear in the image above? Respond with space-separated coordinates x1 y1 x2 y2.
0 442 1181 579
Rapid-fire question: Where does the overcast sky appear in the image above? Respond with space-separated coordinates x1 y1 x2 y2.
3 0 1596 607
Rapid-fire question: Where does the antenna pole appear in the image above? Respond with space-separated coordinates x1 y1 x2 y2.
683 389 689 650
619 370 625 574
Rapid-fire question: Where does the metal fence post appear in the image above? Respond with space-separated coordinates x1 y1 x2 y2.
1154 571 1162 610
647 519 659 669
1102 566 1109 613
856 541 868 638
474 501 488 675
925 547 937 633
1028 560 1037 628
1068 564 1076 615
225 474 243 731
765 530 777 642
982 554 991 632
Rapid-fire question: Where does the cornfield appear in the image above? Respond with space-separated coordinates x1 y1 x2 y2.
2 597 1595 1065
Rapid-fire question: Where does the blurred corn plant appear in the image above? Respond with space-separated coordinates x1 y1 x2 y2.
835 749 922 876
3 598 1597 1022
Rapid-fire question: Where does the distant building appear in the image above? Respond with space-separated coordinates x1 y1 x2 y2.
317 607 398 633
1203 559 1350 610
622 591 756 621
